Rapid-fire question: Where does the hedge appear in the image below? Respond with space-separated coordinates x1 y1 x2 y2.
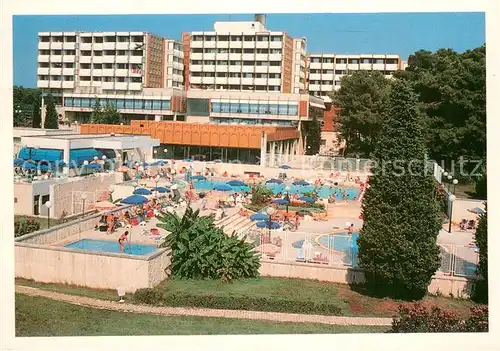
133 289 343 316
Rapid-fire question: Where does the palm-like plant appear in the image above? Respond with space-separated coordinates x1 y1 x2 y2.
157 207 260 281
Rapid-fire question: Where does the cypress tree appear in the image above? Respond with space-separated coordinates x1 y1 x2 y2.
357 80 441 300
305 115 321 155
473 205 487 302
43 94 59 129
32 91 42 128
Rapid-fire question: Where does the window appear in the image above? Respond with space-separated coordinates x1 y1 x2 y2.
39 50 50 55
311 57 321 63
64 97 73 106
278 105 288 115
93 63 102 69
230 36 242 42
230 103 239 113
192 48 203 53
80 63 91 69
131 77 142 83
335 81 341 86
323 58 333 63
244 35 255 42
64 50 76 55
116 50 126 56
270 49 281 54
271 36 282 42
218 35 229 41
104 36 115 42
38 75 48 80
161 101 170 110
104 63 113 69
81 98 91 107
39 36 50 42
249 103 259 113
204 48 216 54
152 100 162 110
52 50 62 55
336 58 347 64
39 62 49 68
229 61 240 66
288 105 298 115
386 58 398 64
94 51 103 56
258 103 268 114
335 70 345 75
205 36 216 42
217 60 228 65
116 77 125 82
144 100 153 110
94 37 103 43
117 36 130 42
360 58 371 64
240 103 249 113
125 99 134 109
103 77 113 82
269 104 278 114
64 76 74 81
80 50 91 56
348 59 359 64
323 69 334 74
211 102 221 112
132 35 143 42
82 37 92 43
193 35 204 41
92 76 101 81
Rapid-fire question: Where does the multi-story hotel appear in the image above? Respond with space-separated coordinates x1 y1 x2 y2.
182 15 307 94
307 53 408 102
37 31 185 122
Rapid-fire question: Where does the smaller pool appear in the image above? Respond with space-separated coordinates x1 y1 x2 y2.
65 239 158 256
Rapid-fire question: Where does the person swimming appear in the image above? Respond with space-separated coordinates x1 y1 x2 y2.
118 231 130 253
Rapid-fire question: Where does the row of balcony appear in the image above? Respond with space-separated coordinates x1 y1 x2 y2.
309 62 399 71
37 81 75 89
308 84 335 92
190 77 281 85
38 42 145 51
38 55 144 64
190 53 282 61
190 40 283 49
190 65 282 73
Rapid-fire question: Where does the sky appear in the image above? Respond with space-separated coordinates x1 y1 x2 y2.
13 12 485 88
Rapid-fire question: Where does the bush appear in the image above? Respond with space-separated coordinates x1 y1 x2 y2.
390 303 488 333
158 292 343 316
157 207 261 282
133 288 164 305
14 218 41 237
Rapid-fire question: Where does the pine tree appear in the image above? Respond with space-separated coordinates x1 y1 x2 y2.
305 115 321 155
43 94 59 129
357 79 441 300
90 97 104 124
32 91 42 128
102 102 122 124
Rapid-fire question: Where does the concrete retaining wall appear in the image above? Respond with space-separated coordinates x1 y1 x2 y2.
260 260 477 298
15 244 170 292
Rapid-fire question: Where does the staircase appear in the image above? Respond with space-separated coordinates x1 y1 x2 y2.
214 211 256 236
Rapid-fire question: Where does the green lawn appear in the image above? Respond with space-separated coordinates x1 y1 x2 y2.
16 277 478 319
15 294 388 336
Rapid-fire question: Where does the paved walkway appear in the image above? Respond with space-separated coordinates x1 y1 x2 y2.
16 285 392 327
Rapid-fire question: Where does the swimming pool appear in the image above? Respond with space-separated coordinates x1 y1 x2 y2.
192 179 359 199
320 232 359 267
64 239 158 256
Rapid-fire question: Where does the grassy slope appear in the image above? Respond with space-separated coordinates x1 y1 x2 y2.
15 294 388 336
16 277 478 319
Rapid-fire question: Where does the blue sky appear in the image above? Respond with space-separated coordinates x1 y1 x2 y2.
13 12 485 88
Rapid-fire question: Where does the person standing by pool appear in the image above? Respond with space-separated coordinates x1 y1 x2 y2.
118 231 130 253
348 223 354 235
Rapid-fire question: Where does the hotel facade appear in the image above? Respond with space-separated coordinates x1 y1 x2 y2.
34 15 408 159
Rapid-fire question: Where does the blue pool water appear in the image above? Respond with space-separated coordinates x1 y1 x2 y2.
65 239 158 256
292 233 359 266
192 179 359 199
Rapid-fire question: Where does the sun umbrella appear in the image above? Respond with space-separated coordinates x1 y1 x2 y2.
151 186 170 193
279 165 291 169
214 183 233 191
227 180 247 186
39 164 50 171
468 207 485 215
120 195 149 205
191 175 207 181
256 221 281 229
134 188 152 195
299 196 315 203
272 199 289 205
293 180 310 186
266 178 283 184
13 158 25 166
94 201 117 210
250 213 269 221
182 158 193 162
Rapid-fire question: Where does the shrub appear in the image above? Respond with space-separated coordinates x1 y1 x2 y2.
159 292 343 316
133 288 163 305
14 218 41 237
390 303 488 333
157 207 260 282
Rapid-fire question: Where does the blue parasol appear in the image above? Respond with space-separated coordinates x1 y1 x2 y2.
121 195 149 205
293 180 310 186
266 178 283 184
151 186 170 193
14 158 25 166
272 199 289 205
191 175 207 181
256 221 281 229
250 213 269 221
279 165 291 169
134 188 152 195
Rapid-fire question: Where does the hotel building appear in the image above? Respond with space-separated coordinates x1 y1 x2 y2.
307 53 408 102
37 31 185 122
182 15 307 94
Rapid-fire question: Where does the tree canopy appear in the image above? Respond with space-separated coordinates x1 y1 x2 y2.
304 115 322 155
331 70 393 157
13 86 42 128
396 46 486 174
90 98 122 124
357 80 442 300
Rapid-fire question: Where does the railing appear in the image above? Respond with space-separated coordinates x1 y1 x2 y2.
236 229 479 278
264 154 372 173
